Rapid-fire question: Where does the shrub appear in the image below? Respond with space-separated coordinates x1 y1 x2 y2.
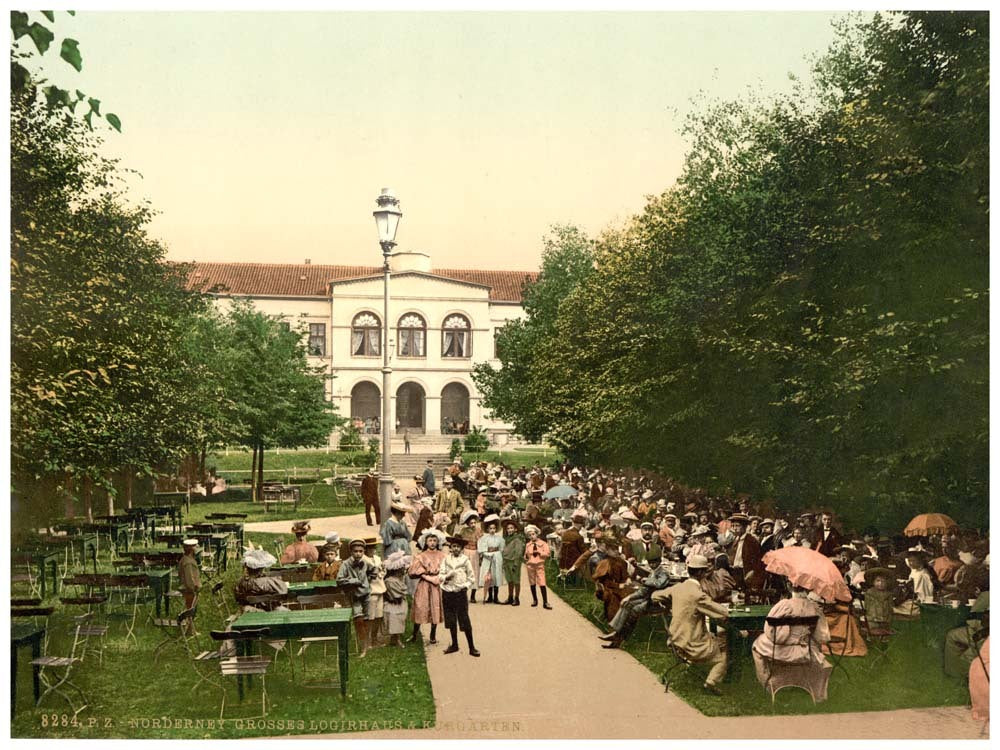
449 439 462 461
464 426 490 454
338 425 363 452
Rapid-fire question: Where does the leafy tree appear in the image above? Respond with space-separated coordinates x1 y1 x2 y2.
219 301 343 502
10 10 121 131
477 12 988 533
473 224 594 442
11 72 203 525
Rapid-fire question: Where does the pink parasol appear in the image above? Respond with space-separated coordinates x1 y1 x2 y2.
903 513 958 538
762 546 852 603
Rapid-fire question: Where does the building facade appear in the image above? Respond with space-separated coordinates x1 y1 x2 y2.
187 252 535 445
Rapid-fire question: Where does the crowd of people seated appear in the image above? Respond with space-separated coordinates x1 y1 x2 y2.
230 459 989 713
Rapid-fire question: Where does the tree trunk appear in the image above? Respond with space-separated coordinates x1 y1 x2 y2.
201 444 212 498
64 471 75 519
250 444 258 504
82 475 93 523
256 442 265 503
106 472 115 516
125 468 133 510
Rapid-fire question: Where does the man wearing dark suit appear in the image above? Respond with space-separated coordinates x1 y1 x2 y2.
628 522 663 569
361 469 381 526
725 513 764 590
813 511 844 557
422 460 436 495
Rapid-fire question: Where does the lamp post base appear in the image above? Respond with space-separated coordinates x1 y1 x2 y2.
378 475 394 529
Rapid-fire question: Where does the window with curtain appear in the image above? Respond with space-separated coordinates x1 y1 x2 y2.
351 312 381 356
398 313 426 357
442 314 471 358
308 323 326 356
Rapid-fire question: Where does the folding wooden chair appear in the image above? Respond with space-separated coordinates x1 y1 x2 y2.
152 606 197 664
209 628 272 719
660 641 695 693
289 594 346 688
211 581 238 624
645 612 671 654
31 625 90 716
857 602 896 671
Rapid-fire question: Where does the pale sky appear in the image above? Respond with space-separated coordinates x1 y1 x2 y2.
16 11 855 271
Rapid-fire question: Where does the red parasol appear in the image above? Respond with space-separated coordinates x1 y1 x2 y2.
762 546 852 603
903 513 958 538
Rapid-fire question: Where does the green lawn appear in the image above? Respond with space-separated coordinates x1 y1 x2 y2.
547 561 971 716
12 532 435 739
208 449 371 479
180 483 364 525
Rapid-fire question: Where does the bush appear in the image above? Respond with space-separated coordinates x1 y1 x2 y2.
449 439 462 461
345 452 374 468
338 425 363 452
367 437 380 455
464 426 490 454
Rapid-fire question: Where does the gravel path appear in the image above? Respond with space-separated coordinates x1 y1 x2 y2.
248 512 987 740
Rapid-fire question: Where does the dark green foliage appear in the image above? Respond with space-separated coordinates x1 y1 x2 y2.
477 12 988 533
463 426 490 454
339 424 363 452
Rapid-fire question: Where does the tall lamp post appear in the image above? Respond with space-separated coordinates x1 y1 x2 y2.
373 188 402 524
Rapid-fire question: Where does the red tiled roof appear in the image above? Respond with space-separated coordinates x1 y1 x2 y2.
184 262 536 303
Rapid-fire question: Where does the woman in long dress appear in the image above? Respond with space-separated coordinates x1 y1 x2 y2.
382 550 412 648
458 510 483 603
752 583 833 702
381 501 413 555
477 514 505 604
408 528 446 644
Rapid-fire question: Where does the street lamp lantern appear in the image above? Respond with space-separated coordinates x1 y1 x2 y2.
373 188 402 250
373 188 401 526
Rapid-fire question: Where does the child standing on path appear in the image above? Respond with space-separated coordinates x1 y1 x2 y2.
441 536 480 656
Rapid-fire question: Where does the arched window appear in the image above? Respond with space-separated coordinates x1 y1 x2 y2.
397 313 426 358
442 314 471 358
351 312 381 357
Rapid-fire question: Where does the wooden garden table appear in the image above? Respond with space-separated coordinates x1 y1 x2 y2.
11 622 45 715
231 608 352 697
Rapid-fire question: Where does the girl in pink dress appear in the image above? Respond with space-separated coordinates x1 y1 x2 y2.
408 528 446 644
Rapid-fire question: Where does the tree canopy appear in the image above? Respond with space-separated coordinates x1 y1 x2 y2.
475 11 988 533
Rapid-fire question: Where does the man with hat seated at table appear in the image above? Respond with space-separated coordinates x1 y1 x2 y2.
312 535 342 580
235 548 289 607
178 539 202 633
280 520 319 564
598 555 674 649
337 538 378 658
944 591 990 678
629 521 663 571
651 554 731 695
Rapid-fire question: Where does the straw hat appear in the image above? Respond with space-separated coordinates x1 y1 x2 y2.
417 528 447 550
243 548 276 570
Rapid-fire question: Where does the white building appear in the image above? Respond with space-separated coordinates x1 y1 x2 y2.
186 252 535 445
